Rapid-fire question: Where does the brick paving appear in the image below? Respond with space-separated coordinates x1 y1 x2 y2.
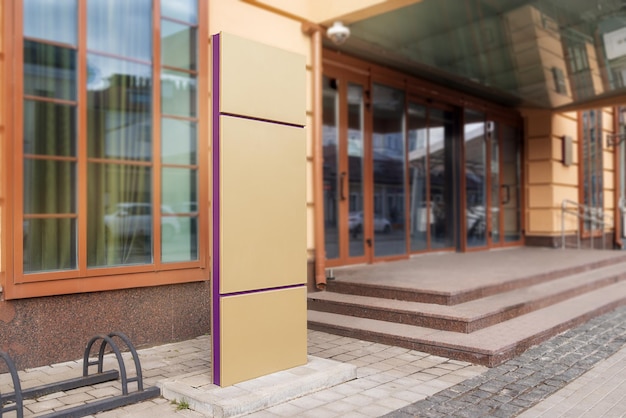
385 305 626 418
1 305 625 417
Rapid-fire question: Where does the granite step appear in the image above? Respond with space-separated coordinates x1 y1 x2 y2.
326 253 626 305
308 280 626 367
309 261 626 333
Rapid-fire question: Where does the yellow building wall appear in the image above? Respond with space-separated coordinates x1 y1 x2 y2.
244 0 423 24
210 0 317 260
524 108 616 237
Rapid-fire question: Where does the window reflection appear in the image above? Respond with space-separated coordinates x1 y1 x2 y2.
161 0 198 24
162 20 197 71
323 77 339 259
348 84 365 258
24 0 77 45
87 164 152 267
24 41 76 100
408 103 428 251
87 55 152 160
161 70 197 117
428 108 455 249
464 110 487 247
87 0 152 62
373 84 406 257
162 118 197 165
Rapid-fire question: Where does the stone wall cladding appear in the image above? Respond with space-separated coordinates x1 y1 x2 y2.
0 281 211 370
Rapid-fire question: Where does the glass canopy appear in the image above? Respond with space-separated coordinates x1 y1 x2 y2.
327 0 626 110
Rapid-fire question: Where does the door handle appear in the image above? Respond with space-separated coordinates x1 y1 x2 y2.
501 185 511 205
340 172 347 201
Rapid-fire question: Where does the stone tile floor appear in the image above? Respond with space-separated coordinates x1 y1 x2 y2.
1 305 625 417
0 331 486 417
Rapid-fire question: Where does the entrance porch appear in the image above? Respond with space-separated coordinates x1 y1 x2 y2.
309 247 626 366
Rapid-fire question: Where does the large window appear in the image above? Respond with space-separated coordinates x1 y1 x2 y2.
12 0 206 295
580 109 603 232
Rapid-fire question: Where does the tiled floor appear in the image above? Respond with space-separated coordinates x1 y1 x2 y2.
0 331 486 417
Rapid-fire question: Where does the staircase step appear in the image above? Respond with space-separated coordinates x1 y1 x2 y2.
309 261 626 333
308 281 626 367
327 251 626 305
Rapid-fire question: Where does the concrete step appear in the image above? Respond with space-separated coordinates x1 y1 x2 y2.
326 253 626 305
308 280 626 367
309 261 626 333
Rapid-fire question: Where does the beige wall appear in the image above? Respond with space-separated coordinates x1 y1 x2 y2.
242 0 423 24
524 108 616 238
210 1 316 260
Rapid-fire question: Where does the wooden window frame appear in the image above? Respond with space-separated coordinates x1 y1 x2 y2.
2 0 209 299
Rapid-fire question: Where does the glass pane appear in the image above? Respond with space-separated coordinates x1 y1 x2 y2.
323 77 339 259
24 41 76 100
162 217 198 263
348 84 365 258
87 163 152 267
24 159 76 214
162 118 197 165
23 218 76 272
161 70 197 117
162 20 197 71
502 124 522 242
162 167 197 210
24 0 77 45
24 100 76 156
87 0 152 62
408 103 428 252
373 84 406 257
87 55 152 160
490 122 501 244
464 110 487 248
429 108 455 249
162 0 198 24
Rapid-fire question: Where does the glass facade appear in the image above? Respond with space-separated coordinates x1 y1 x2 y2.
372 84 406 257
323 72 522 264
22 0 200 274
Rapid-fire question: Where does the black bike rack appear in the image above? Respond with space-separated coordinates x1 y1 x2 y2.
0 332 160 418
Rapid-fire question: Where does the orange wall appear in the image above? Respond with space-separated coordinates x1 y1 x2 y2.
524 108 616 237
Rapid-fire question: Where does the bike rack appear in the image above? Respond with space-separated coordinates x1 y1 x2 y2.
0 332 160 418
0 351 23 418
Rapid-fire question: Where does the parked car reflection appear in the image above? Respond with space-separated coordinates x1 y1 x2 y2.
349 211 391 237
104 203 180 239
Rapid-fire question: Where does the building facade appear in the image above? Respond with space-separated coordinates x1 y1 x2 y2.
2 0 626 368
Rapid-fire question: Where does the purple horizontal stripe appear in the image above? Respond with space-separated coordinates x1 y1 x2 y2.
220 112 305 129
221 283 305 298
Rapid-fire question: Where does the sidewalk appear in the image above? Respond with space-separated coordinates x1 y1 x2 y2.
1 305 625 417
0 332 487 417
518 343 626 417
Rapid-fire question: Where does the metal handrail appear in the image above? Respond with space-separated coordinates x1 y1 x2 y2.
561 199 613 249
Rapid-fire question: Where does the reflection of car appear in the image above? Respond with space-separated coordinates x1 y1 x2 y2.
171 201 198 214
466 205 486 237
104 203 180 238
348 212 392 235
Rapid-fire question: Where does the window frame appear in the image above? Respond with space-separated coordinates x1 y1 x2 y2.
2 0 209 299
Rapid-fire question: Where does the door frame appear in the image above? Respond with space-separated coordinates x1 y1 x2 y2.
323 63 372 268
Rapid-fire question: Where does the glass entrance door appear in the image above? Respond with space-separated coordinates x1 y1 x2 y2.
323 75 369 266
463 113 522 248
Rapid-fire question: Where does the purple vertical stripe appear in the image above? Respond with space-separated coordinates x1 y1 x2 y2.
211 33 221 386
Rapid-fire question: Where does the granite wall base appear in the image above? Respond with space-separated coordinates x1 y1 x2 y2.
0 281 211 370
